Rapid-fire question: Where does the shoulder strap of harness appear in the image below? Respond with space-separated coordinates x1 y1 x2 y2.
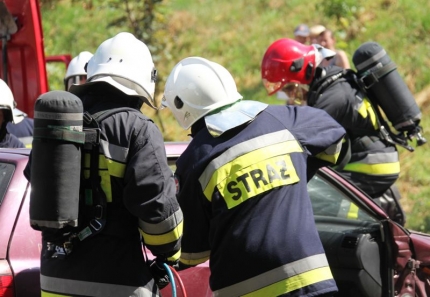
308 68 414 151
66 107 138 250
307 68 349 106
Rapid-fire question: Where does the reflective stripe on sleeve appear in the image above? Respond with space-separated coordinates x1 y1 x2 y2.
139 209 183 235
168 249 181 262
140 220 183 246
41 275 156 297
213 253 334 297
343 152 400 175
315 140 342 164
180 250 211 266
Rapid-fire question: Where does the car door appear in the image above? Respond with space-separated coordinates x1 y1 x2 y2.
309 167 395 297
0 152 41 297
310 167 430 297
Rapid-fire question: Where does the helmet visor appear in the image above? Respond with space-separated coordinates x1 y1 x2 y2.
281 83 309 106
262 79 283 96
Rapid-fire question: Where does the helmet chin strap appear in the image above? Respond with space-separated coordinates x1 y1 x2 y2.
305 63 314 81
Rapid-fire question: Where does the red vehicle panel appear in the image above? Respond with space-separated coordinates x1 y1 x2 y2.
1 0 47 118
0 0 71 119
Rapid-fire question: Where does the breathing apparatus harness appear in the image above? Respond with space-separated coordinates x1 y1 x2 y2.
43 108 134 259
308 66 426 153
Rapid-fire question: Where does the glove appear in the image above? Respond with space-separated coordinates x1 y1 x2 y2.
149 258 173 290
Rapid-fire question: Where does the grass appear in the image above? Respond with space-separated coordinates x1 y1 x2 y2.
41 0 430 231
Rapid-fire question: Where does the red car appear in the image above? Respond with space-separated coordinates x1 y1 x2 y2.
1 144 430 297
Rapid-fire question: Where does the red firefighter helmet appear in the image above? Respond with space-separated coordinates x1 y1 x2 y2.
261 38 335 95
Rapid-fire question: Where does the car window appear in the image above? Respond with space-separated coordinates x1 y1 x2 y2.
0 162 15 205
168 158 178 172
308 174 376 223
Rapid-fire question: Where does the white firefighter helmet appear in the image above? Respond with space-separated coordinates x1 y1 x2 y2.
64 51 93 90
0 78 23 124
69 32 158 108
162 57 243 130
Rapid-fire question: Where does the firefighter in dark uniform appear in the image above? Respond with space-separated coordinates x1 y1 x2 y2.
25 32 182 297
261 38 405 225
7 108 34 148
162 57 346 297
0 78 25 148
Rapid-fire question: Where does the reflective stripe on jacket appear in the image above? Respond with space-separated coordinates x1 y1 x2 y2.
175 105 344 296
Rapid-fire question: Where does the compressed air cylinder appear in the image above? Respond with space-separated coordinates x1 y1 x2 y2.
352 42 421 132
30 91 84 231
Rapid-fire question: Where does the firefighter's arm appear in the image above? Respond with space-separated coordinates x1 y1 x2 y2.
314 137 343 165
174 162 211 268
306 137 343 181
292 106 345 179
124 119 182 259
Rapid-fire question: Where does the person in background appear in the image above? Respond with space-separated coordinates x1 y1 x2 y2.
293 23 310 44
162 56 345 296
318 29 351 69
7 108 34 148
26 32 182 296
0 78 25 148
261 38 405 225
310 24 326 44
64 51 94 90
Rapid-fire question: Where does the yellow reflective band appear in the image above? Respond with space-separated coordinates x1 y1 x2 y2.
343 161 400 175
103 158 126 178
168 249 181 262
358 99 378 130
347 203 359 219
316 139 342 164
140 220 183 246
100 170 113 202
83 153 125 178
241 266 333 297
179 256 209 266
180 251 210 266
218 154 299 209
315 150 340 164
42 292 71 297
203 141 303 202
83 154 126 203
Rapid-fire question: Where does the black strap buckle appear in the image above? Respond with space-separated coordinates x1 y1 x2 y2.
84 128 101 145
360 72 379 89
90 219 103 231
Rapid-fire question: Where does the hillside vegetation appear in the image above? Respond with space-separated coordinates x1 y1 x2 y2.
41 0 430 231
